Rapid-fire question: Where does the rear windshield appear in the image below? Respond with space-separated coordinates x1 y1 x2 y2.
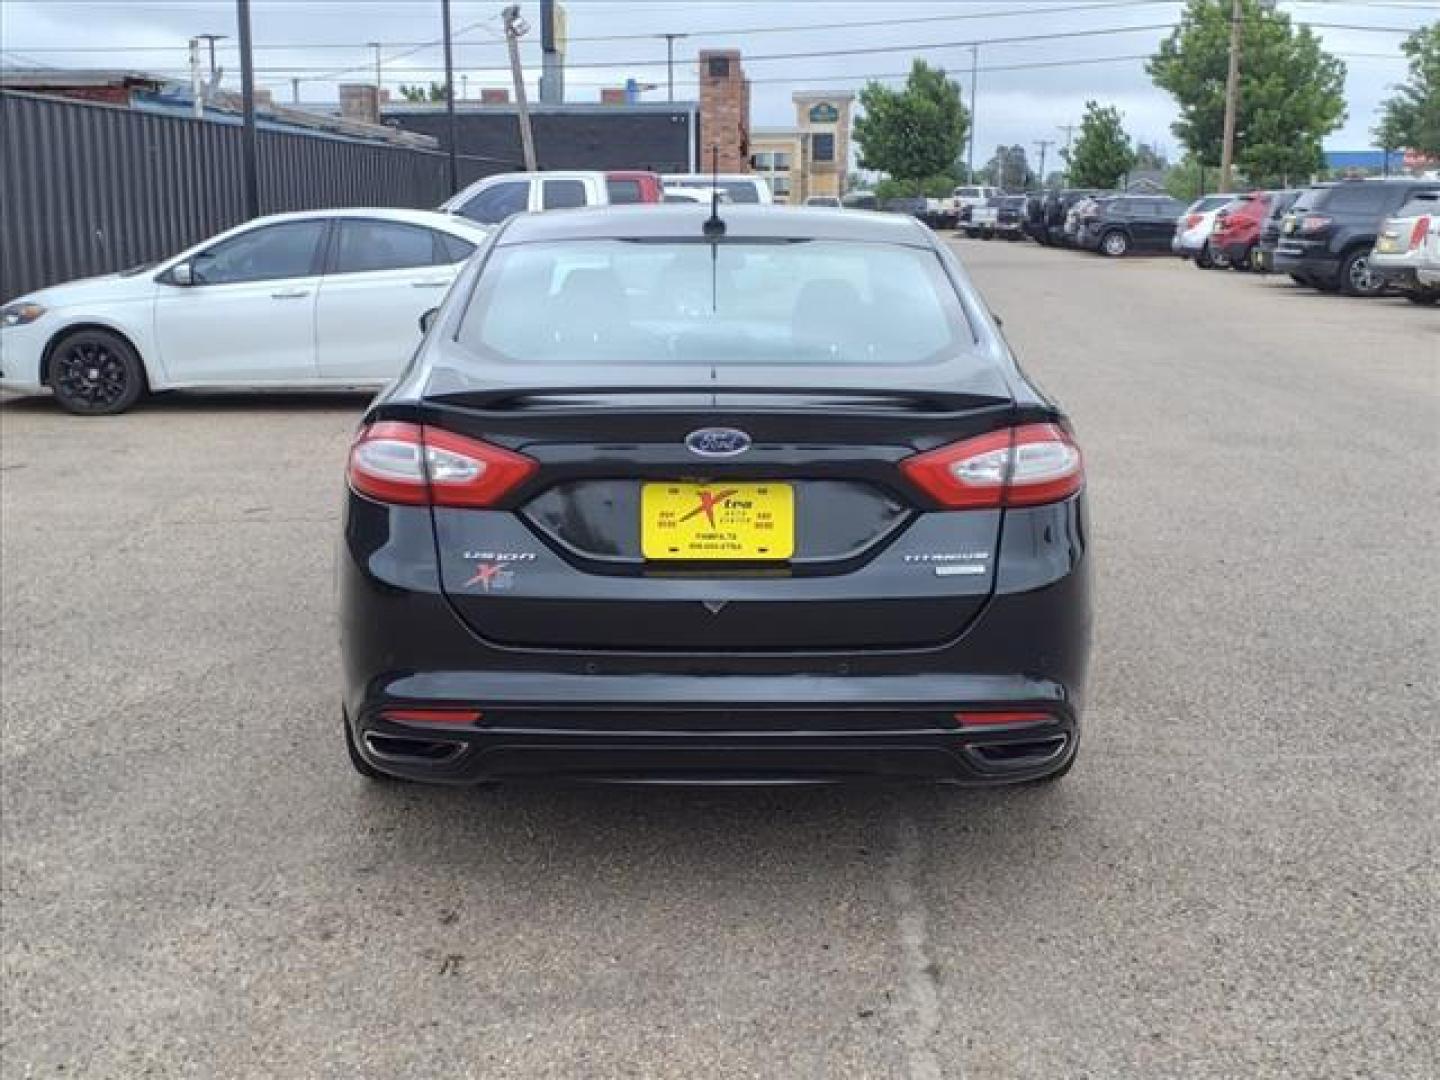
456 239 972 368
1396 192 1440 217
1189 195 1233 213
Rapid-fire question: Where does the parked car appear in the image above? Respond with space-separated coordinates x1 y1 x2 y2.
950 185 999 226
1275 178 1440 296
1076 195 1188 256
804 195 843 208
443 170 663 224
0 209 489 415
843 190 879 210
1022 193 1049 243
338 205 1091 787
663 187 732 205
964 195 1027 240
661 173 774 205
1208 191 1274 271
1370 190 1440 305
1251 189 1303 273
1044 189 1104 246
1172 193 1241 267
1064 195 1103 245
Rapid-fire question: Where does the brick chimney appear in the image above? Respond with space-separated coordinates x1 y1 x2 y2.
698 49 749 172
338 83 380 125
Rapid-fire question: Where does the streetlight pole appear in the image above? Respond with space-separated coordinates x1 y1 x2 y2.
236 0 259 218
657 33 688 103
1034 139 1053 189
503 4 538 172
197 33 226 86
967 44 978 182
441 0 459 192
368 41 382 94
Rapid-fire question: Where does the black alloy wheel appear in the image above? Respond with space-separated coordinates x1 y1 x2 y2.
49 330 146 415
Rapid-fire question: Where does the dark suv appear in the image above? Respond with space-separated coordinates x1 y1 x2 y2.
1274 179 1440 296
1077 195 1188 256
1251 189 1302 273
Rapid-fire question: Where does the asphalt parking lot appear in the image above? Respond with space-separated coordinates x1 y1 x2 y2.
3 239 1437 1079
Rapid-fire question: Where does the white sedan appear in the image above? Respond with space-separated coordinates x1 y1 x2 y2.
0 208 489 414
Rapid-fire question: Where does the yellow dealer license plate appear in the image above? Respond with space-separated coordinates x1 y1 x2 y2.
641 482 794 560
1375 236 1398 253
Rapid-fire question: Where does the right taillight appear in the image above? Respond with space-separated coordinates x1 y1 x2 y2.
348 421 537 507
1410 216 1432 250
901 423 1084 509
1185 214 1202 229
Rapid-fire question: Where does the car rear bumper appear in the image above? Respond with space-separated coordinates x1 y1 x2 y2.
350 681 1079 785
1272 246 1339 283
340 495 1092 786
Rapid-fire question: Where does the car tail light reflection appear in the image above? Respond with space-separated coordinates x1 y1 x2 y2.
1410 216 1432 250
382 707 484 725
954 711 1053 727
901 423 1084 509
348 421 537 507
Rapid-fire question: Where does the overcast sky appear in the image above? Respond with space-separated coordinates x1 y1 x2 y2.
1 0 1432 165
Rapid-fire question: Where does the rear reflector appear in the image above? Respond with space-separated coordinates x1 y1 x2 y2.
349 421 536 507
954 711 1054 727
901 423 1083 509
381 707 484 725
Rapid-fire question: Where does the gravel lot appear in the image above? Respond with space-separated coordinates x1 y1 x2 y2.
2 240 1437 1079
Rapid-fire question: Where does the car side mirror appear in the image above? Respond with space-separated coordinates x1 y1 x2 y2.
419 307 439 334
170 261 194 287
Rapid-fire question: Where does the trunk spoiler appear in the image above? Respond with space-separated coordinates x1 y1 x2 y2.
424 384 1012 416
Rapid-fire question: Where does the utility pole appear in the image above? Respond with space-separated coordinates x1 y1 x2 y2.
236 0 259 218
368 41 383 94
291 77 300 104
442 0 459 191
1034 139 1054 189
1218 0 1243 190
966 44 978 182
461 73 469 101
503 4 538 172
657 33 688 103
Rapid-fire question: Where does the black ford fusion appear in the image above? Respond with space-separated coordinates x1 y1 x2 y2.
339 205 1091 785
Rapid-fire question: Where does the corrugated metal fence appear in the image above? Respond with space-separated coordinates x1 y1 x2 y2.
1 90 490 300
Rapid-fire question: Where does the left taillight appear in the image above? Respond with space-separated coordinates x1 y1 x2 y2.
347 421 537 507
1409 215 1432 251
901 423 1084 509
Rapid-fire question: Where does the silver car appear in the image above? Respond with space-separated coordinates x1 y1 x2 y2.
1371 190 1440 305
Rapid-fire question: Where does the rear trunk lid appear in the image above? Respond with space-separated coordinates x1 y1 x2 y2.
423 387 1015 652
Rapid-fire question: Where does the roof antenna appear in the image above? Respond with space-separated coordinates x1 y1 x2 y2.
703 143 726 237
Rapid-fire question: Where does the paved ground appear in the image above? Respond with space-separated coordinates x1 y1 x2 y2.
2 241 1436 1079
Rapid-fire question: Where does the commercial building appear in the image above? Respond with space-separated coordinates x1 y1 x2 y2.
749 93 854 203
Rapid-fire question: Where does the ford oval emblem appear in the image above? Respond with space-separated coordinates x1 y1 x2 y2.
685 427 752 458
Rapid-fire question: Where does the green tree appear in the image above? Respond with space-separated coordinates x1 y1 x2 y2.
399 82 449 103
983 144 1034 189
853 60 970 194
1374 23 1440 158
1062 101 1137 188
1148 0 1346 185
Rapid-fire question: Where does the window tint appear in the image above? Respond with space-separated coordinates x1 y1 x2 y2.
191 220 325 285
1108 199 1131 214
543 179 589 209
812 134 835 163
457 240 972 370
438 232 478 263
606 178 645 204
459 180 529 224
333 219 440 274
956 187 980 198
